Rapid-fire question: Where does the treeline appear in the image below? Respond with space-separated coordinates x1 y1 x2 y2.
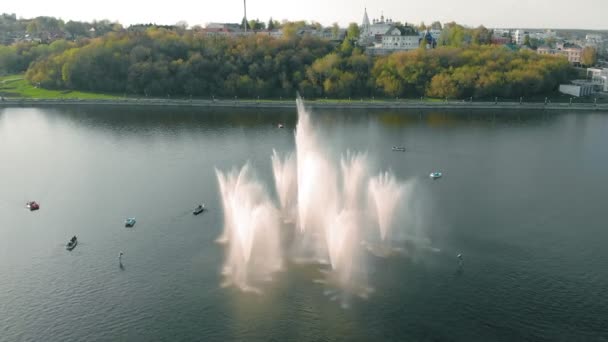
19 28 573 99
373 46 573 99
0 40 79 74
26 29 335 97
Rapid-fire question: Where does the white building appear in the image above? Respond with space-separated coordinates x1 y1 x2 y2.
513 29 528 45
380 26 420 50
587 68 608 92
528 30 557 41
585 34 604 48
297 27 346 41
359 9 395 46
559 83 594 97
427 29 442 40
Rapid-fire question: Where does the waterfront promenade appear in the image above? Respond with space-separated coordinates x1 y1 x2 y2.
1 97 607 111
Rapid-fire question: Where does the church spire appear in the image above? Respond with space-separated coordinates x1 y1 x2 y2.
362 7 370 28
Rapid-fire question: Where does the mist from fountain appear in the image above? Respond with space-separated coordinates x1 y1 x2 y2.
216 97 422 298
216 164 283 292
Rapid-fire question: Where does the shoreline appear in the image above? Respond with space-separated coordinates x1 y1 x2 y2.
1 98 607 111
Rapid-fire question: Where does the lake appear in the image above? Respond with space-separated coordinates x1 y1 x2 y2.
0 105 607 341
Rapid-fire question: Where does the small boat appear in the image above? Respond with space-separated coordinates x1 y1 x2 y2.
26 201 40 211
429 172 442 180
193 204 205 215
278 123 284 128
392 146 406 152
66 236 78 251
125 218 136 227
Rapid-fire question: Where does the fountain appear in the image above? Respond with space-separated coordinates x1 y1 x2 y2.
216 97 423 300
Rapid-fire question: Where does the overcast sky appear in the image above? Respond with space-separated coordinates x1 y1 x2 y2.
4 0 607 30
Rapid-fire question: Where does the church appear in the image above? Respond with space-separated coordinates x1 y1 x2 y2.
359 8 436 55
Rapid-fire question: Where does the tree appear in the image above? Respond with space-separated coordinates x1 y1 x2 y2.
346 23 360 40
64 21 86 39
582 47 597 66
430 21 442 30
471 26 492 45
267 17 275 30
331 23 340 39
248 19 265 31
241 17 250 31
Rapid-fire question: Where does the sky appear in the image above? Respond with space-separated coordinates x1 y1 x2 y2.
3 0 607 30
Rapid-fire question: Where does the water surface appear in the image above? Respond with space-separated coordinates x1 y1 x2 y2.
0 106 607 341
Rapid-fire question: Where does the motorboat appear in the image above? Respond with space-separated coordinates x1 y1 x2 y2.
125 218 136 227
278 123 284 128
193 204 205 215
392 146 406 152
26 201 40 211
66 236 78 251
429 172 442 180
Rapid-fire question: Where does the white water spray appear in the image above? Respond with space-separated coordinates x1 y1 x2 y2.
216 96 424 298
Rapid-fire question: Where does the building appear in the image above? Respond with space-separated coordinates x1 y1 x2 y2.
528 30 557 41
358 8 422 55
537 43 583 65
559 82 594 97
586 34 603 45
513 29 528 45
358 9 395 46
380 26 420 50
491 35 511 45
202 23 252 37
297 27 346 41
366 25 421 55
587 68 608 92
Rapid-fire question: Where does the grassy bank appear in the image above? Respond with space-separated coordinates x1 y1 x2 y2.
0 74 119 99
2 74 607 107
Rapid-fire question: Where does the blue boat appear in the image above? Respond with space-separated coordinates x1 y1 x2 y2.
429 172 442 180
125 218 136 227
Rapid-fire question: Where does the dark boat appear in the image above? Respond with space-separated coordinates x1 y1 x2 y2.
193 204 205 215
66 236 78 251
26 201 40 211
125 218 136 227
392 146 406 152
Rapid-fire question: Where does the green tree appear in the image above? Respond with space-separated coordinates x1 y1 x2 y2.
331 23 340 39
346 23 360 40
582 47 597 66
64 21 87 39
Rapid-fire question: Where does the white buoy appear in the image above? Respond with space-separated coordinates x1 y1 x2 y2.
457 253 463 267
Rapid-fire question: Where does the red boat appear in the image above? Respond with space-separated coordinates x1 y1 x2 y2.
26 201 40 211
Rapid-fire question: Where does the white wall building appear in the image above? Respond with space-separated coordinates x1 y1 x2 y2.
513 29 528 45
359 9 396 46
528 30 556 41
559 83 594 97
587 68 608 92
380 26 420 50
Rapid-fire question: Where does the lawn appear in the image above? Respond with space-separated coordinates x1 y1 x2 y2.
0 74 119 99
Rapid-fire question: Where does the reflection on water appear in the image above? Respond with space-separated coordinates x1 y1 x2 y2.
0 105 607 341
